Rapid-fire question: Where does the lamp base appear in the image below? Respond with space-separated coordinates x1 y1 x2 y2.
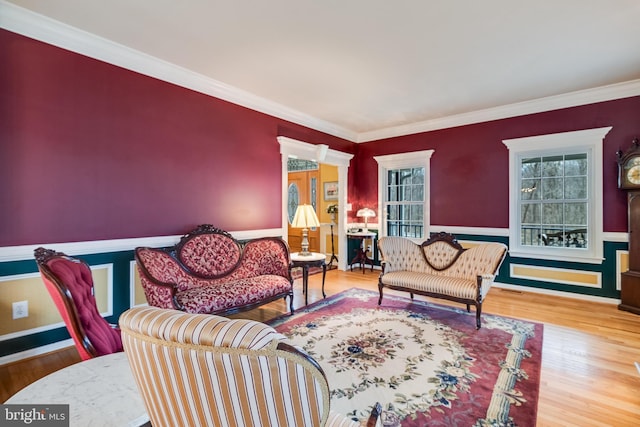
300 228 311 256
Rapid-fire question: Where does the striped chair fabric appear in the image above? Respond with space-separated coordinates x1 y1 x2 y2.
119 306 362 427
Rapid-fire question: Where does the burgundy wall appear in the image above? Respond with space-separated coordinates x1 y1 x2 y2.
0 29 354 246
2 28 637 247
352 96 640 232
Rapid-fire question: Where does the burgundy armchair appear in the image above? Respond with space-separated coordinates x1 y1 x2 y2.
34 247 123 360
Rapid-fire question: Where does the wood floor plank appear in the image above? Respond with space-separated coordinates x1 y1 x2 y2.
2 268 639 426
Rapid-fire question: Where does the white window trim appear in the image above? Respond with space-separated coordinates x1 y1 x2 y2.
502 127 611 264
374 150 434 240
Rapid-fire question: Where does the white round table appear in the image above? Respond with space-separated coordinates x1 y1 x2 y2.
4 352 148 427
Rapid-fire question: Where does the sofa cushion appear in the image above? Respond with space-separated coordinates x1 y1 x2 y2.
176 275 292 314
380 270 479 300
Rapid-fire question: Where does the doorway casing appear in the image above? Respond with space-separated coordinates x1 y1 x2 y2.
278 136 353 271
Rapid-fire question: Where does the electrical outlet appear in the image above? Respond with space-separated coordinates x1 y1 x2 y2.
12 300 28 319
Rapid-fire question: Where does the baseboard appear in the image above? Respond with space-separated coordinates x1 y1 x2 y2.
0 339 73 366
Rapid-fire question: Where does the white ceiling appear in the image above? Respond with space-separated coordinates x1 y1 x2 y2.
3 0 640 142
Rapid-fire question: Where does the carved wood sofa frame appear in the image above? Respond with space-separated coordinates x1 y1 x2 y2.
135 225 294 316
377 232 508 328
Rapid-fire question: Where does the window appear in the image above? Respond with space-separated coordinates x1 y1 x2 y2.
503 127 611 263
374 150 434 240
386 168 425 237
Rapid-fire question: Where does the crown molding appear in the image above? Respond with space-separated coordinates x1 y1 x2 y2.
0 1 357 142
2 1 638 145
357 79 640 142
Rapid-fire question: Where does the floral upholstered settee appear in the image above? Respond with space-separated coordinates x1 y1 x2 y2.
135 225 294 315
377 232 507 329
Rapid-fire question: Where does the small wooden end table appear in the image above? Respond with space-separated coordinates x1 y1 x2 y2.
291 252 327 305
347 231 376 273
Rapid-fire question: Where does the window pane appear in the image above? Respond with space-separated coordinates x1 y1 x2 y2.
410 204 423 221
542 178 563 199
400 169 412 184
387 171 397 185
521 179 540 200
564 202 587 226
310 177 317 211
521 203 540 224
287 183 299 224
542 202 563 225
410 185 420 201
401 205 411 221
387 205 398 220
521 226 543 246
542 156 564 177
411 168 424 184
564 154 587 176
541 227 564 246
565 177 587 199
566 228 587 248
388 185 398 201
401 185 411 200
521 158 541 178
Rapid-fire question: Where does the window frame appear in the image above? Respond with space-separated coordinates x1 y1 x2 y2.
374 150 434 240
502 127 611 264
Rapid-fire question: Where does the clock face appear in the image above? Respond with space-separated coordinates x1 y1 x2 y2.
624 157 640 186
628 165 640 185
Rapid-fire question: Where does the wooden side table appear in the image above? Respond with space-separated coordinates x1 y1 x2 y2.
347 231 376 273
291 252 326 305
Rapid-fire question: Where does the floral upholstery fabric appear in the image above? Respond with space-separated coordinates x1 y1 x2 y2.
135 229 294 315
176 275 292 314
178 233 242 277
228 238 290 279
119 306 360 427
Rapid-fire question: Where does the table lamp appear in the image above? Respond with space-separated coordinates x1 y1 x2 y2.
357 208 376 233
291 204 320 256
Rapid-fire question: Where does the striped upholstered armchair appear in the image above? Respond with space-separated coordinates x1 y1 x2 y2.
119 306 379 427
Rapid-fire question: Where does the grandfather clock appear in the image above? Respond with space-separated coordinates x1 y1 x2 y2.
617 137 640 314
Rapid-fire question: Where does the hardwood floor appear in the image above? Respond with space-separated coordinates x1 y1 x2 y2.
2 268 639 426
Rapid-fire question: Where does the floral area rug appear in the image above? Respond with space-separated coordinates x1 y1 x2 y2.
268 288 542 427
